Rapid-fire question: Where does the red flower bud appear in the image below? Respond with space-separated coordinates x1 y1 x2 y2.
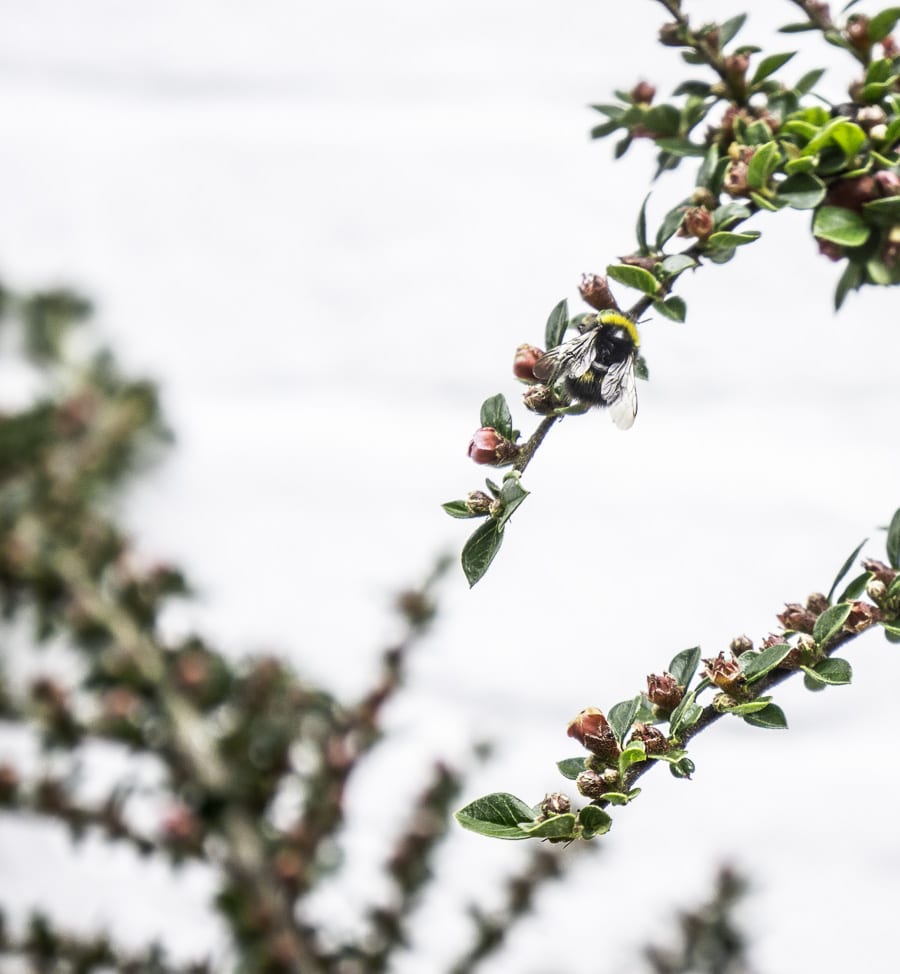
467 428 519 466
579 274 618 312
630 80 656 105
513 344 544 382
678 206 715 240
826 175 878 213
567 707 620 762
816 238 844 262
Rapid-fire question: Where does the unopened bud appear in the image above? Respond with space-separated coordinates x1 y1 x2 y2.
806 592 830 614
729 635 753 655
866 578 888 603
540 792 571 817
723 160 750 197
513 344 544 382
826 175 878 213
875 170 900 196
630 80 656 105
467 427 520 466
658 22 684 46
678 206 715 240
817 237 844 261
845 14 870 52
567 707 620 762
575 769 608 799
724 53 750 83
579 274 618 311
882 34 899 58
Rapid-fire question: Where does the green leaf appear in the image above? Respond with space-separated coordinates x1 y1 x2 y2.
725 698 773 716
706 230 761 249
669 755 695 778
480 393 514 440
869 8 900 42
557 757 587 780
456 792 535 840
669 690 702 739
577 805 612 839
658 254 698 278
719 13 747 47
834 260 865 310
741 703 788 729
674 80 713 97
618 742 647 777
668 646 701 688
648 748 688 765
634 355 649 381
813 207 871 247
636 193 651 253
495 477 528 529
656 201 690 248
544 299 569 350
601 791 636 806
652 296 687 322
608 695 641 747
864 196 900 225
838 571 872 602
740 643 792 683
747 142 782 190
518 814 577 839
813 602 853 646
888 508 900 569
776 172 826 209
750 191 780 212
606 263 660 295
697 144 720 189
780 22 818 33
881 622 900 641
795 68 826 94
800 657 853 686
442 499 485 519
713 202 752 229
645 104 682 138
461 519 504 587
751 51 797 86
827 538 868 601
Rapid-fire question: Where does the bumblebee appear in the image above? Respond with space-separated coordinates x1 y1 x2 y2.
533 309 639 430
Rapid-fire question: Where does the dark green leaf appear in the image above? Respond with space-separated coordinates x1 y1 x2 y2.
461 519 504 587
455 792 535 840
838 571 871 602
813 207 870 247
590 103 626 118
741 703 788 729
656 201 690 248
668 646 701 688
669 690 702 739
706 230 761 249
747 141 782 190
780 22 819 33
442 500 485 519
645 104 681 138
740 642 792 683
480 393 514 440
888 508 900 569
557 757 587 780
673 80 713 97
634 354 649 381
518 814 577 840
608 695 641 747
697 144 720 189
614 133 632 159
863 196 900 225
751 51 797 86
800 657 853 686
669 755 695 778
795 68 826 94
496 476 528 529
834 260 865 310
658 254 698 277
713 202 752 229
654 138 706 157
869 9 900 42
881 622 900 641
652 296 687 322
743 119 774 145
577 805 612 838
776 172 826 209
827 538 868 601
813 602 852 646
636 194 651 253
606 263 660 295
719 13 747 47
544 299 569 350
591 119 623 139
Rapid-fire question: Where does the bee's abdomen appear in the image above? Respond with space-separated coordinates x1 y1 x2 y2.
565 369 610 406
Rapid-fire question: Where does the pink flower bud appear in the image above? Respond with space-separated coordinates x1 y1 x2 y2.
467 428 519 466
513 344 544 382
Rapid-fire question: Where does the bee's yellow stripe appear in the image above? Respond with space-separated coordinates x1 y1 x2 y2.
597 310 640 347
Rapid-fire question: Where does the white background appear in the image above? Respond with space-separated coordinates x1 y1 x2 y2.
1 1 899 971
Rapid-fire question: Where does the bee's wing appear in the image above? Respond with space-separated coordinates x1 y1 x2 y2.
602 354 638 430
533 332 597 384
